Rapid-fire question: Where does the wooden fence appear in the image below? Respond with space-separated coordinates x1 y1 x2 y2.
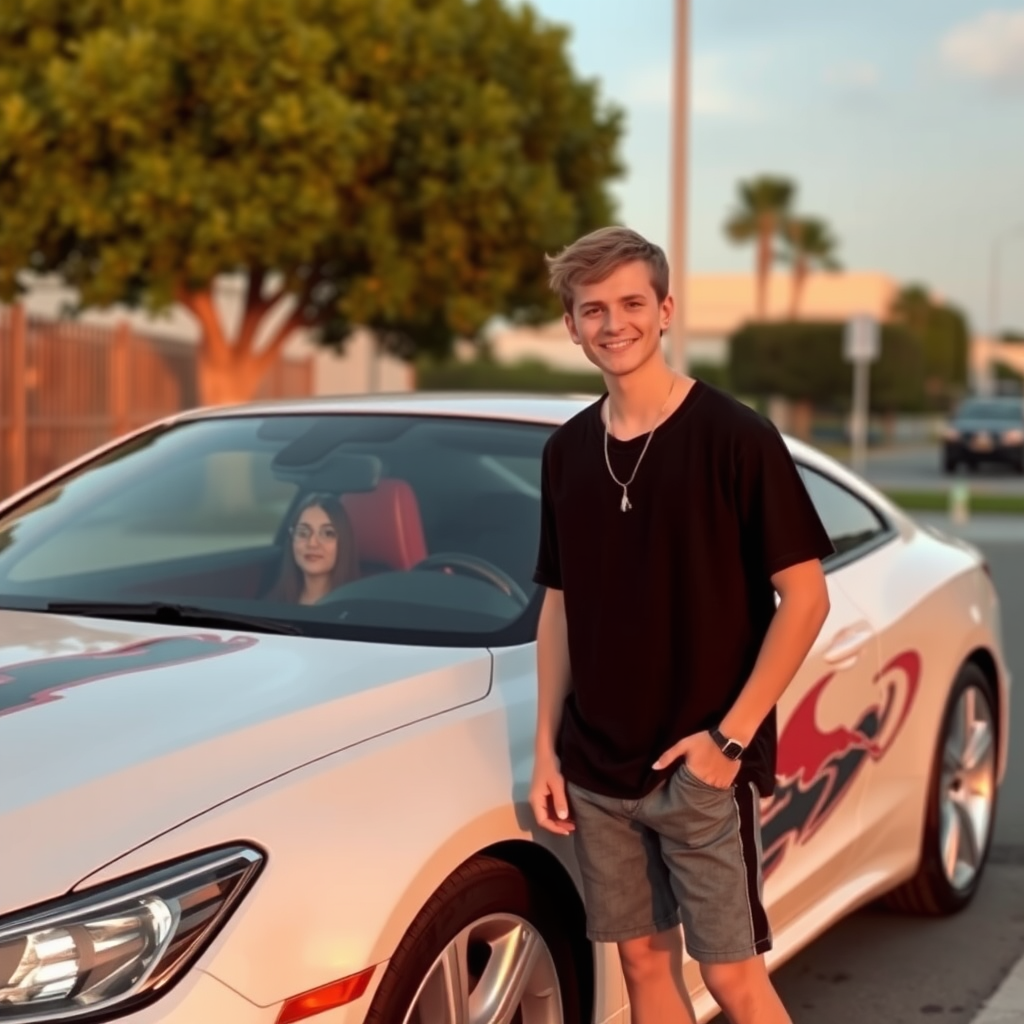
0 305 313 500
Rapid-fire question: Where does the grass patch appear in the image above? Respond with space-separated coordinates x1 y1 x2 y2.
882 489 1024 515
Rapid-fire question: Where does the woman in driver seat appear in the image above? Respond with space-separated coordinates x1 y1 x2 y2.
268 493 359 604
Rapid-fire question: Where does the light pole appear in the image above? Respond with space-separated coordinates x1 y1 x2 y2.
667 0 690 375
982 223 1024 394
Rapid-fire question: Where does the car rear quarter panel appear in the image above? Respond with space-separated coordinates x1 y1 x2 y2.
831 525 1008 884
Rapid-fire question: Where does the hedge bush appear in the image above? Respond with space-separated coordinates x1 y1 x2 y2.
417 356 732 394
728 321 927 413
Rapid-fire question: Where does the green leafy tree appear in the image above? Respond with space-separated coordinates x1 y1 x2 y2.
723 175 796 320
0 0 623 404
890 284 969 407
777 216 841 319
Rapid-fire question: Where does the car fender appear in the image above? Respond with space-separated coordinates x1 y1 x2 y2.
75 695 585 1010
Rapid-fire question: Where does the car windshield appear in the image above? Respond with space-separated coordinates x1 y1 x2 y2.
0 413 553 646
955 398 1023 421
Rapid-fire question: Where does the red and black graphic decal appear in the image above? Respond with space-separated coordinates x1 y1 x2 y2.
0 635 258 719
761 650 921 876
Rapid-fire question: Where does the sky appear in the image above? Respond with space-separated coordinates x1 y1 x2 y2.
526 0 1024 336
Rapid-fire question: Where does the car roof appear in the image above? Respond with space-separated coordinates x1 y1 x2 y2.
956 395 1023 408
180 391 597 426
178 388 834 470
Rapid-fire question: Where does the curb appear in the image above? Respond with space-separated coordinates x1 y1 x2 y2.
972 950 1024 1022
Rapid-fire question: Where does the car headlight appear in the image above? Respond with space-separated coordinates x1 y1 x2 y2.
941 426 960 440
1001 428 1024 444
0 845 262 1022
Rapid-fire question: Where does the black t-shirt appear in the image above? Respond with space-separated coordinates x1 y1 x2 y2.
533 381 834 800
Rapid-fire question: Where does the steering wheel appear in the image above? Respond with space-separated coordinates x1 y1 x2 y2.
412 552 530 608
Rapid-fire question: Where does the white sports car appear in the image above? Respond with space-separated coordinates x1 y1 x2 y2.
0 393 1010 1024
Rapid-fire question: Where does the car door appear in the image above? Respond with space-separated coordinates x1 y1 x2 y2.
801 470 934 873
761 463 893 932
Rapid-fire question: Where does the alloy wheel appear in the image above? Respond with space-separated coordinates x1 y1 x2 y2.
939 682 997 891
401 912 564 1024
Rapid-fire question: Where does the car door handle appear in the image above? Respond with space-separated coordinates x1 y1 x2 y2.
823 624 874 665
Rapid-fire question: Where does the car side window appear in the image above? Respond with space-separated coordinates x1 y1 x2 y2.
797 466 888 561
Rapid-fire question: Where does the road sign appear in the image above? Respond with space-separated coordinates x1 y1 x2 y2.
844 316 880 476
844 315 880 363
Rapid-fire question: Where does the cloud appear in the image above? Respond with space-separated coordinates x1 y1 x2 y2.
623 55 761 118
940 9 1024 86
825 61 881 91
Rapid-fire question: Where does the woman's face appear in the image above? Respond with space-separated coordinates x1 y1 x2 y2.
292 505 339 579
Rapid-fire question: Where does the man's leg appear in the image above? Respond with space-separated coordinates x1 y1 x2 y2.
700 955 792 1024
617 926 696 1024
565 782 695 1022
643 772 788 1022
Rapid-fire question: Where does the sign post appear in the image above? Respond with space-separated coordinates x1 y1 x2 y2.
843 315 880 475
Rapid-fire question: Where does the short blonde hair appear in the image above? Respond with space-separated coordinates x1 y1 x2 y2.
545 226 670 314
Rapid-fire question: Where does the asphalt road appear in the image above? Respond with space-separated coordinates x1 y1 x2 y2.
711 520 1024 1023
771 863 1024 1024
851 444 1024 495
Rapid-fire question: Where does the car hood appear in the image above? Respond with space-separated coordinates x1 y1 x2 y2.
0 610 492 914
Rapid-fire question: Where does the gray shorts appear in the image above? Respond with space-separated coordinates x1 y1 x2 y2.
566 763 772 963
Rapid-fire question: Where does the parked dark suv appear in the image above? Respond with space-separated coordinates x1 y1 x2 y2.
942 395 1024 473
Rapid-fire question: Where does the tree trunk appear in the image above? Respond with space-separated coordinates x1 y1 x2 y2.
790 259 808 320
882 410 896 445
791 399 814 441
196 345 270 406
183 282 301 408
755 222 773 320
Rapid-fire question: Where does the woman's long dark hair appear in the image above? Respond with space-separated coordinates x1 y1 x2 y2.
267 492 359 603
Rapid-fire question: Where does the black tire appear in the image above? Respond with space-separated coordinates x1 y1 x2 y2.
363 855 583 1024
883 663 998 916
942 456 957 475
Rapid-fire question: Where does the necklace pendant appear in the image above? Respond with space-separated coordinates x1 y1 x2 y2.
620 492 632 512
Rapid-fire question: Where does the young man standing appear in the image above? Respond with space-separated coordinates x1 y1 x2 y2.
529 226 834 1024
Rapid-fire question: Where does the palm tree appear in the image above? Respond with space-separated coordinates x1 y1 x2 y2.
778 216 841 319
724 175 796 319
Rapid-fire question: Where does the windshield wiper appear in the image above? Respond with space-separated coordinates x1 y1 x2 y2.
45 600 301 636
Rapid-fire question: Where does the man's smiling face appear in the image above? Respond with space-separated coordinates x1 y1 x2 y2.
564 259 673 378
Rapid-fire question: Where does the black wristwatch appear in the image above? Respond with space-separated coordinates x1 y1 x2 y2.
710 727 745 761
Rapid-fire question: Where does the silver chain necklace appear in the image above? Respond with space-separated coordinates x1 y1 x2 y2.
603 378 677 512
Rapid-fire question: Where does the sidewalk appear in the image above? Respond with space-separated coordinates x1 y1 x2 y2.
971 951 1024 1022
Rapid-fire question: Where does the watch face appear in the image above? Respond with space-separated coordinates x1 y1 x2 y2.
711 728 744 760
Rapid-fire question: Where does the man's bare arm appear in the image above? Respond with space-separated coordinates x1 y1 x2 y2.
719 558 830 745
535 587 572 755
653 559 830 783
530 586 575 834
